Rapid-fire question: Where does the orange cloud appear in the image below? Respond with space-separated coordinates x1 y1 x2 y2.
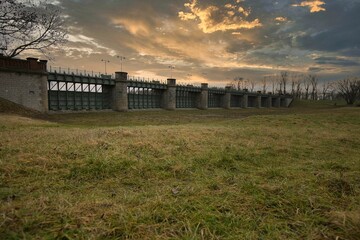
275 17 288 22
111 18 151 36
178 0 262 34
293 0 326 13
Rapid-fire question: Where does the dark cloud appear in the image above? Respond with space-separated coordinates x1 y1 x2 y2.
314 56 359 66
292 1 360 52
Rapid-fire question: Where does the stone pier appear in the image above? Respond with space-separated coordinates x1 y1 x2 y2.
162 78 176 110
113 72 128 111
197 83 208 110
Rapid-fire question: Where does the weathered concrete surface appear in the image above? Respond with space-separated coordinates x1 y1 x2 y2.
197 83 208 110
222 86 231 109
113 72 128 111
241 94 248 108
0 56 48 113
162 78 176 110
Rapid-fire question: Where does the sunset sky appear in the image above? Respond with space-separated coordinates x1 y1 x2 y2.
33 0 360 86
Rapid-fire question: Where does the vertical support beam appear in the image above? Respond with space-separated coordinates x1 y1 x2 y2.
257 95 262 108
241 94 248 108
222 86 231 109
275 96 281 108
113 71 128 111
162 78 176 110
197 83 208 110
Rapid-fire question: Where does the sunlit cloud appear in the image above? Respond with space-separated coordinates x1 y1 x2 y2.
293 0 326 13
34 0 360 84
275 17 288 22
111 18 151 36
66 33 117 58
178 0 262 33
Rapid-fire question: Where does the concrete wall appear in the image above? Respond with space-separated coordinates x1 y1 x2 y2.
0 57 48 113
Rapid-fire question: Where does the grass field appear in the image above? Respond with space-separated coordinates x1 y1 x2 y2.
1 101 359 239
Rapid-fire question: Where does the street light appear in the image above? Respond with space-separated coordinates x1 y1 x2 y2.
101 59 110 74
117 56 126 72
168 65 175 78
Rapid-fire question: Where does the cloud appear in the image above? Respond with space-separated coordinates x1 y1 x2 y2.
275 17 288 22
37 0 360 84
178 0 262 33
293 0 326 13
314 56 359 66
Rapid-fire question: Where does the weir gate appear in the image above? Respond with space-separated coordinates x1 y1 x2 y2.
0 57 293 113
47 71 292 111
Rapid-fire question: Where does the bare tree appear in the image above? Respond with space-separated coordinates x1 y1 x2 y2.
270 75 278 94
336 77 360 105
0 0 67 58
321 82 332 100
261 76 268 93
303 76 311 100
249 79 255 92
295 74 304 99
231 76 245 90
290 73 301 98
309 74 319 100
281 71 288 94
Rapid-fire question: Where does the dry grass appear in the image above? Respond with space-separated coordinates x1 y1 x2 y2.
0 101 360 239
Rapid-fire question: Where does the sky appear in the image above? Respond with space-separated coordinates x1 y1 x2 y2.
30 0 360 87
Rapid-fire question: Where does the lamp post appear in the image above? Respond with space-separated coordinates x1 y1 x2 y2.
101 59 110 74
168 65 175 78
117 56 126 72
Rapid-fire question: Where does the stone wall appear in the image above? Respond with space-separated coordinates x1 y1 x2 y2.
0 56 48 113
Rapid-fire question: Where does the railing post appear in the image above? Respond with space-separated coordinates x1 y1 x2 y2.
197 83 208 110
162 78 176 110
113 71 128 111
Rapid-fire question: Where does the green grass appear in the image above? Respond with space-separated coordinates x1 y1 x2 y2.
1 101 360 239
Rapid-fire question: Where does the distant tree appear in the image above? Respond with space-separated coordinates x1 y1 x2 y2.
271 75 278 94
249 80 255 92
309 74 319 100
231 76 245 90
261 76 268 93
321 82 333 100
295 74 304 99
336 77 360 105
303 76 311 100
280 71 288 94
0 0 67 58
290 73 302 99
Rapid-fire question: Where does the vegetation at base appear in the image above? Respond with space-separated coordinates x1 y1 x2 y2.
0 100 359 239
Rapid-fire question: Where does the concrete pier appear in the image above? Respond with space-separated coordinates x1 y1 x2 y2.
222 86 232 109
113 72 128 111
162 78 176 110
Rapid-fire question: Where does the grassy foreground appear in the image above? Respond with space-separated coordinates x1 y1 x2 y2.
1 102 360 239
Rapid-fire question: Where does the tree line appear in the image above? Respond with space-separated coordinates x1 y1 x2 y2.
229 73 360 105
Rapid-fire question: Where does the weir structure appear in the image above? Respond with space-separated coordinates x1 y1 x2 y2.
0 56 293 113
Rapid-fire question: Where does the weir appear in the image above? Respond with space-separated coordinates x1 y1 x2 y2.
0 56 293 112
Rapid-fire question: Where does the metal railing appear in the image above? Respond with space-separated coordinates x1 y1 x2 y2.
47 66 115 79
127 75 167 84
